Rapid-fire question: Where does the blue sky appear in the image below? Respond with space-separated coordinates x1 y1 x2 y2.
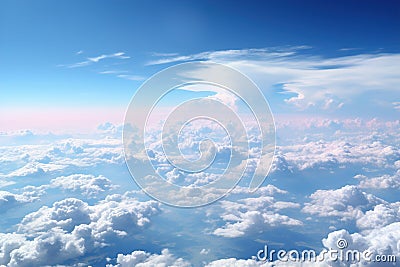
1 0 399 112
1 1 400 266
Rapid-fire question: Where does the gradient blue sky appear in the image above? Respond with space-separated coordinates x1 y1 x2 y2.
1 2 400 266
1 0 399 130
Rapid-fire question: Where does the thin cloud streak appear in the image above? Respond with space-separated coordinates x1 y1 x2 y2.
62 52 130 68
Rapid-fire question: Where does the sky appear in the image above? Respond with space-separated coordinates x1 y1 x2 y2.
1 0 400 131
0 1 400 266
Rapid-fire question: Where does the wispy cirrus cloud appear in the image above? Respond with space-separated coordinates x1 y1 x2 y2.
147 46 312 65
98 70 145 81
148 48 400 114
116 74 145 81
61 52 130 68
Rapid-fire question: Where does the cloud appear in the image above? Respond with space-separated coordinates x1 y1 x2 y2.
99 71 144 81
109 248 191 267
18 193 160 237
356 202 400 232
149 48 400 112
322 223 400 266
87 52 129 63
1 121 399 265
116 74 145 81
277 136 399 171
302 185 383 221
230 184 288 196
99 70 129 74
213 195 302 238
0 191 38 212
62 52 130 68
147 46 311 65
358 170 400 189
0 233 26 265
49 174 116 198
0 194 161 266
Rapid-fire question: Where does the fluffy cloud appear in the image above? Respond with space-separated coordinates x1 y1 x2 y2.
109 249 191 267
356 202 400 232
280 139 399 171
322 223 400 266
0 136 124 184
6 228 86 267
302 185 383 221
0 191 38 212
0 194 160 266
1 121 399 266
358 170 400 189
0 233 26 265
50 174 116 198
213 195 302 238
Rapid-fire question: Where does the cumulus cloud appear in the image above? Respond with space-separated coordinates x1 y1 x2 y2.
356 202 400 232
49 174 116 198
0 193 160 266
302 185 383 221
322 223 400 266
213 195 302 238
0 136 124 183
1 120 399 266
0 190 39 212
358 170 400 189
109 248 191 267
280 138 399 171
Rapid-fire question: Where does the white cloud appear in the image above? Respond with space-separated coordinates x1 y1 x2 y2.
230 184 288 196
0 136 124 183
149 48 400 111
116 74 145 81
18 198 92 235
50 174 116 198
63 52 130 68
7 228 86 267
0 233 26 265
147 46 311 65
356 202 400 232
322 223 400 266
0 190 39 212
358 170 400 189
278 137 399 171
0 194 161 266
392 102 400 111
302 185 383 221
110 248 191 267
213 196 302 238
